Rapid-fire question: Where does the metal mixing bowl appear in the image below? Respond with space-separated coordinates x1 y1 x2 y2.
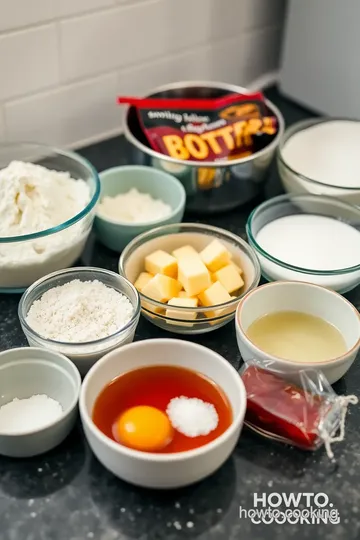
124 81 284 214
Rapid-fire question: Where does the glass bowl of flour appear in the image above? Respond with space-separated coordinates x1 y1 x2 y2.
0 143 100 292
246 194 360 293
278 118 360 204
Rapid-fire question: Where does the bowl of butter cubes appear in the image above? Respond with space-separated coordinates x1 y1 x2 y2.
119 223 261 333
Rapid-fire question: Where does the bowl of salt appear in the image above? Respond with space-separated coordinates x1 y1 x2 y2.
246 194 360 293
0 347 81 458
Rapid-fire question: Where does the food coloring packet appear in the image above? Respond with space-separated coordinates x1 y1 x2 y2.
118 93 278 163
240 359 358 459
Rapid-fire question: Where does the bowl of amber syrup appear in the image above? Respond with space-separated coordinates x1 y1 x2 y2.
79 338 246 489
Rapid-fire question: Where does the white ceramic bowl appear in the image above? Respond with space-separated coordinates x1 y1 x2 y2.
80 339 247 489
0 347 81 458
235 281 360 384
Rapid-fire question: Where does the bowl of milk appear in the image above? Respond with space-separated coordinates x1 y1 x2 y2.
278 118 360 205
246 194 360 293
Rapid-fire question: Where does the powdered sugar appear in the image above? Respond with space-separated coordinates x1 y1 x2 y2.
26 279 134 343
97 188 171 224
166 396 219 437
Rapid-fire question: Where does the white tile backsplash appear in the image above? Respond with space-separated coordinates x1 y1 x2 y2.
5 73 120 147
0 25 58 101
0 0 286 148
0 0 53 31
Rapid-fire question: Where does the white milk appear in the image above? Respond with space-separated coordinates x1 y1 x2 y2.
255 214 360 292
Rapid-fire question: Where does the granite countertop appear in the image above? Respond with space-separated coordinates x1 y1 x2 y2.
1 89 360 540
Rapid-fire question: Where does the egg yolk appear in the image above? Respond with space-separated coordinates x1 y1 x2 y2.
114 406 173 452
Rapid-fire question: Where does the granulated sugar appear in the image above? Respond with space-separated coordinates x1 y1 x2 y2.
0 394 63 433
166 396 219 437
26 279 134 343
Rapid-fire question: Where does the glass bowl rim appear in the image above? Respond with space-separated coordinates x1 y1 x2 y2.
119 222 261 312
0 142 100 243
246 193 360 275
278 117 360 192
18 267 141 348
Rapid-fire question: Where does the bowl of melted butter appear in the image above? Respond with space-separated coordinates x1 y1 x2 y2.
235 281 360 384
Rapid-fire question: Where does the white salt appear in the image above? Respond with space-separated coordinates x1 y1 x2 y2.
0 394 63 433
256 214 360 271
282 121 360 188
166 396 219 437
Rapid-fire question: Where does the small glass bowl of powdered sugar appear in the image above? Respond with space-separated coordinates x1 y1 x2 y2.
18 267 141 374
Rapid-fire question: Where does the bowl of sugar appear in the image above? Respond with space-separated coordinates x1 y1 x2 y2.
0 347 81 457
94 165 186 252
235 281 360 385
278 118 360 204
80 338 247 489
246 194 360 293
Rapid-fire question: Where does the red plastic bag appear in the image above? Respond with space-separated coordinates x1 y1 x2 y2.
241 361 358 459
118 93 278 163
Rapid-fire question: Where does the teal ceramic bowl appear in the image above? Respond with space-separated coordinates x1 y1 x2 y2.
94 166 186 252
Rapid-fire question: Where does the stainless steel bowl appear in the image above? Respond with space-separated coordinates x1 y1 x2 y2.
124 81 285 214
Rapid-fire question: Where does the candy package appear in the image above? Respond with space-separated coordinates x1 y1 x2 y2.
118 93 278 163
240 360 358 459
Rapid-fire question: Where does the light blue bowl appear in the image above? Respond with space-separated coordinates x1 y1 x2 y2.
94 166 186 252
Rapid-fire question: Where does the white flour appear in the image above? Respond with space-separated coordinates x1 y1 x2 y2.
0 161 91 289
282 121 360 187
0 394 63 433
26 279 134 343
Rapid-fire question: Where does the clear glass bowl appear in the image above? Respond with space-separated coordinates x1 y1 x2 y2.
119 223 261 334
0 142 100 293
246 193 360 293
278 118 360 204
18 267 141 374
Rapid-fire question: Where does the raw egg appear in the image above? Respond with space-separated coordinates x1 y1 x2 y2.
114 405 173 452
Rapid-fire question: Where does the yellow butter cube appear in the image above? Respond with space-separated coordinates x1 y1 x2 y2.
145 250 177 278
178 290 197 299
142 300 164 315
178 256 211 296
141 274 181 303
230 261 243 275
172 245 198 261
200 239 231 272
134 272 153 292
166 297 198 320
213 264 244 294
198 281 232 319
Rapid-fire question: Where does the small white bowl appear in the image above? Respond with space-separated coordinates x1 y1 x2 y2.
80 339 247 489
235 281 360 384
0 347 81 458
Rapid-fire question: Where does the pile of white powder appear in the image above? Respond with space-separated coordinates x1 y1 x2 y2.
97 188 172 224
0 395 63 433
26 279 134 343
0 161 91 288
